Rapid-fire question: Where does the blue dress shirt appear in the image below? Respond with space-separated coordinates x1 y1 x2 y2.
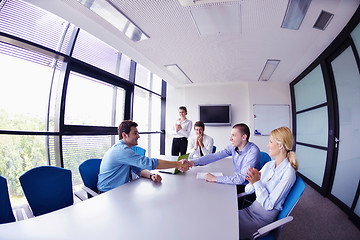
97 140 158 192
245 158 296 211
193 142 260 185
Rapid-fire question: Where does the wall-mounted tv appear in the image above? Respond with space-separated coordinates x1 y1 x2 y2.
199 104 231 126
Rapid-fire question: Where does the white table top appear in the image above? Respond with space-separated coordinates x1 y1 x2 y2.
0 156 239 240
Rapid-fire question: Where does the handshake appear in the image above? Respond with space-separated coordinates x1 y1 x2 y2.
176 160 195 172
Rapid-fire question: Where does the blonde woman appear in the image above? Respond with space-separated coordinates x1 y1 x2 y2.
238 126 298 239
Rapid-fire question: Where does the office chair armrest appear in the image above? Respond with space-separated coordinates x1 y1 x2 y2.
74 191 87 201
81 185 99 197
14 204 34 220
11 206 24 221
237 192 252 198
251 216 293 240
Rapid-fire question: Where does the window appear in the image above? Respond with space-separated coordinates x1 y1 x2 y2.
0 43 60 132
133 87 161 132
0 134 48 206
135 63 163 94
0 0 167 207
72 29 120 76
62 135 113 190
0 0 75 54
119 54 131 80
133 86 162 156
65 72 125 126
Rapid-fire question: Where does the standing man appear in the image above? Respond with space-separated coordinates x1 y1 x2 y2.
188 123 260 187
187 121 214 159
98 120 191 192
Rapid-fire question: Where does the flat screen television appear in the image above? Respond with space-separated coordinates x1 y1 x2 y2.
199 104 231 126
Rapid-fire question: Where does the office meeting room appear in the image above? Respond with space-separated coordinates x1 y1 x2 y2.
1 0 360 239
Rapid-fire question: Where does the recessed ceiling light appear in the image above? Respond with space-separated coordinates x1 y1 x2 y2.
258 59 280 81
165 64 193 84
77 0 149 42
281 0 312 30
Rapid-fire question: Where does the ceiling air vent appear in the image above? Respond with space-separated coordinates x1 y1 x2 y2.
313 10 334 30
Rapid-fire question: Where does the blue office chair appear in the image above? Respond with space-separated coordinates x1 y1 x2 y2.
250 175 306 240
0 175 16 224
212 145 216 153
132 146 146 156
260 151 271 168
79 158 102 198
19 166 74 217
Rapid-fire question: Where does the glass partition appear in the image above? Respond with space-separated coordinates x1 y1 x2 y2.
292 64 329 189
296 106 328 147
294 65 327 112
355 197 360 217
330 46 360 207
296 144 327 187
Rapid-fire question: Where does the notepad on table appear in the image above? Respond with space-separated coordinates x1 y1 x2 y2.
196 172 223 179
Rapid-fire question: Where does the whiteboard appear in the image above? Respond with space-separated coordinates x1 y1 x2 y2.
253 104 290 136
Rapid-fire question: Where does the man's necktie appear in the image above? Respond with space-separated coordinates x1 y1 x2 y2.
129 166 133 182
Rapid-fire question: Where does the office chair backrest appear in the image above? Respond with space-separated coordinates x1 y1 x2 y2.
260 152 271 169
79 158 102 196
277 175 305 220
132 146 146 156
212 146 216 153
0 175 16 224
268 175 305 240
19 166 74 217
255 175 305 240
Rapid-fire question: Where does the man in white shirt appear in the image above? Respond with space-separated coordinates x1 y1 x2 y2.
187 121 214 159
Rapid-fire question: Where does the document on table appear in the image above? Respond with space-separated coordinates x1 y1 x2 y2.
196 172 223 179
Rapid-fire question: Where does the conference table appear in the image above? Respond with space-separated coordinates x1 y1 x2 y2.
0 156 239 240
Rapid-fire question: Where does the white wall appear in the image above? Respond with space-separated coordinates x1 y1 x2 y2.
165 81 291 156
248 82 292 152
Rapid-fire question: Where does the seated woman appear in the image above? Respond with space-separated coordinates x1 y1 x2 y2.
238 126 298 239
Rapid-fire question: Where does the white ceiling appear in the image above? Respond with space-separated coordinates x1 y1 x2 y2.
25 0 360 87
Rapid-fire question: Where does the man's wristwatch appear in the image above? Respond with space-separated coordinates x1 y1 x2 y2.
149 173 155 180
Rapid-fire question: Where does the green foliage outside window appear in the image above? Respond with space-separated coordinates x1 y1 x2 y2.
0 111 47 198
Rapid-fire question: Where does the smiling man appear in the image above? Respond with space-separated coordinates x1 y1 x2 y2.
98 120 191 192
187 121 214 159
188 123 260 187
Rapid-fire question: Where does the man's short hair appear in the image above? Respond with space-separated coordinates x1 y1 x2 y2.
118 120 138 139
232 123 250 141
194 121 205 131
179 106 187 113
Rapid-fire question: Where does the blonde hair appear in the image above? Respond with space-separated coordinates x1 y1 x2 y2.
270 126 298 171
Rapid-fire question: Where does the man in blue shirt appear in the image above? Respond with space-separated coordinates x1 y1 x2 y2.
98 120 191 192
188 123 260 186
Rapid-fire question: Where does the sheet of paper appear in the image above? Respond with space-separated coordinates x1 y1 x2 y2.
196 172 223 179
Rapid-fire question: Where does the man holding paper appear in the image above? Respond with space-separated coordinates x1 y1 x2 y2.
187 123 260 186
